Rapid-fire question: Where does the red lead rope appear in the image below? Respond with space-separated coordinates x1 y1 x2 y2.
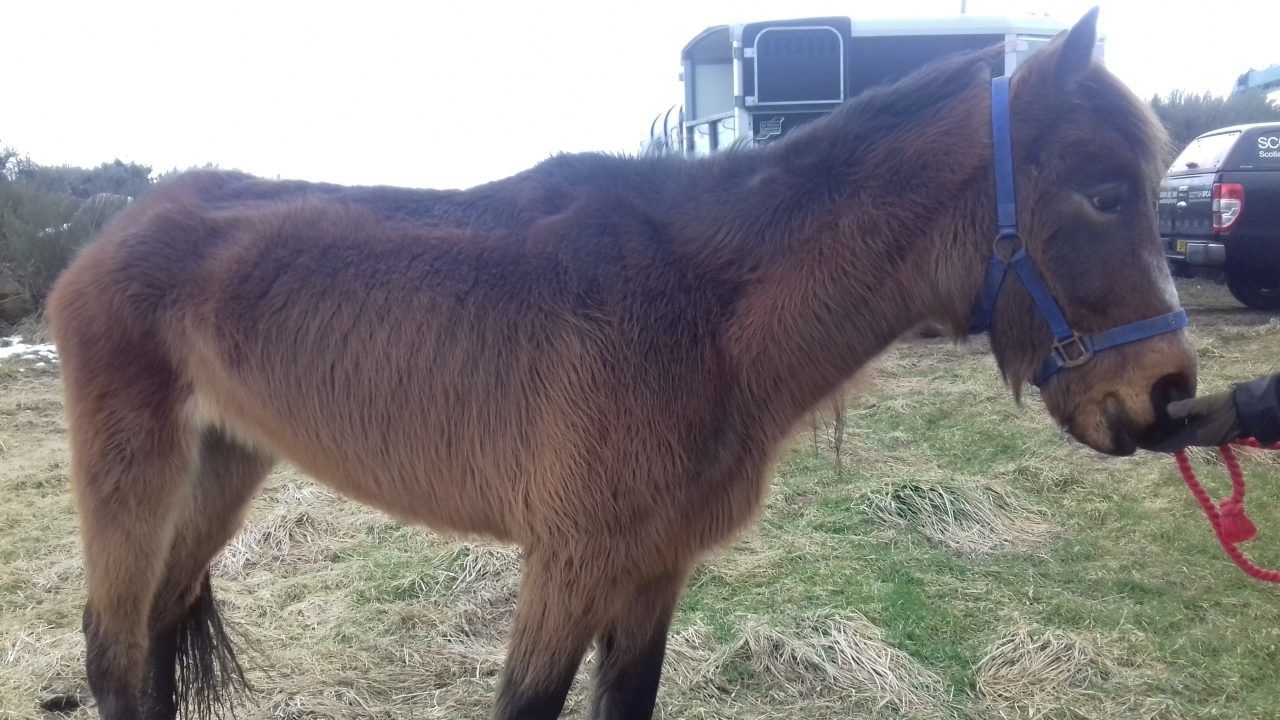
1174 438 1280 583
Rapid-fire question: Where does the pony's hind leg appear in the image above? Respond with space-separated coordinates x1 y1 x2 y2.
142 429 274 720
493 549 613 720
588 566 690 720
64 366 198 720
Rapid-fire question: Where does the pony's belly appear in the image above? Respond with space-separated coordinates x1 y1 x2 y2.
185 388 526 543
297 448 527 544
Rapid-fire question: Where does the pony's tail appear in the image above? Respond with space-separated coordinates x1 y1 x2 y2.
173 574 250 720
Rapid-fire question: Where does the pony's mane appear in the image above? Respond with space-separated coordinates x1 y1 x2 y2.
815 48 999 140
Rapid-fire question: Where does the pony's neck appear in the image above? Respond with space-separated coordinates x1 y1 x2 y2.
710 75 994 429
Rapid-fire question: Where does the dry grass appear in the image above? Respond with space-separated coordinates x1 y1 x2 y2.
971 625 1172 720
666 613 944 715
865 481 1056 555
215 482 352 578
975 625 1110 711
11 315 51 345
695 532 790 585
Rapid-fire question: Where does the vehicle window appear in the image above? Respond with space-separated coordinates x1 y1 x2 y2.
754 26 844 104
691 62 733 120
1243 130 1280 169
1169 132 1240 174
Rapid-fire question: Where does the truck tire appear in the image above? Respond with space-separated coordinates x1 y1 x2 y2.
1226 266 1280 311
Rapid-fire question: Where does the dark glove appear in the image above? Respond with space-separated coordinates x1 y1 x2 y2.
1234 373 1280 446
1151 373 1280 452
1150 388 1242 452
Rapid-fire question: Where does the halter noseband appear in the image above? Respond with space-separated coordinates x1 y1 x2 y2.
969 75 1187 387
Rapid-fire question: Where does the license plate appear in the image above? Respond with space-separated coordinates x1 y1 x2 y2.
1176 240 1187 253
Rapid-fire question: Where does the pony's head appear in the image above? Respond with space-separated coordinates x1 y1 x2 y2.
983 9 1195 455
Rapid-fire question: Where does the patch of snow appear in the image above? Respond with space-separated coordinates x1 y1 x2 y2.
0 335 60 364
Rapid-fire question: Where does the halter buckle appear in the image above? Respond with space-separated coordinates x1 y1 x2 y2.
1051 333 1093 368
992 230 1021 260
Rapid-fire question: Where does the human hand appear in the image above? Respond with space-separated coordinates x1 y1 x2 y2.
1148 389 1241 453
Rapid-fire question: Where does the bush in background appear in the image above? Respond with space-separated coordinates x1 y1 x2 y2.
0 147 150 322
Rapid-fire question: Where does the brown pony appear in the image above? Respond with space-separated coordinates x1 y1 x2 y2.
47 11 1193 720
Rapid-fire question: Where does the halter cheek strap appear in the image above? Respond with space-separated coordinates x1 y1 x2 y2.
969 75 1188 388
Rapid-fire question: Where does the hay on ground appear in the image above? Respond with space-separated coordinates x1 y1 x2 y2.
975 624 1113 714
866 480 1055 555
666 612 944 715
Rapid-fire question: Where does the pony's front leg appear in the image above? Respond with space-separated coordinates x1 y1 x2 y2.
65 380 196 720
492 547 607 720
588 565 690 720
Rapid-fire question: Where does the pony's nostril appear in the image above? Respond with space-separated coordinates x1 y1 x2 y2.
1137 373 1198 451
1150 372 1195 422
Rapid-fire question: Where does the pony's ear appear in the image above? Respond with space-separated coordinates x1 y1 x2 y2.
1055 7 1099 84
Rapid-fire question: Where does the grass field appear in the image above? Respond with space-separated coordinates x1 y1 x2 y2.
3 281 1279 719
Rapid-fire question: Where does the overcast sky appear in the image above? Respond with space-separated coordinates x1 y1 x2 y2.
5 0 1277 189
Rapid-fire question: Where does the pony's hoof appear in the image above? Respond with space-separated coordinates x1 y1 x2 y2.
39 693 81 714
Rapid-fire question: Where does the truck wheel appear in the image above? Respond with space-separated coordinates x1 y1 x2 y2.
1226 266 1280 311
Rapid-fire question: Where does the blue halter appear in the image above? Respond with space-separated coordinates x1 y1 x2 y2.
969 75 1187 387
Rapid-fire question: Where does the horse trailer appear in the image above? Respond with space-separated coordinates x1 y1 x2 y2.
647 15 1101 154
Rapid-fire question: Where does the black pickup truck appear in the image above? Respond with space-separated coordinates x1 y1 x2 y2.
1159 122 1280 310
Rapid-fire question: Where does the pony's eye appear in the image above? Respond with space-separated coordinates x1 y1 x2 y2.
1090 195 1123 214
